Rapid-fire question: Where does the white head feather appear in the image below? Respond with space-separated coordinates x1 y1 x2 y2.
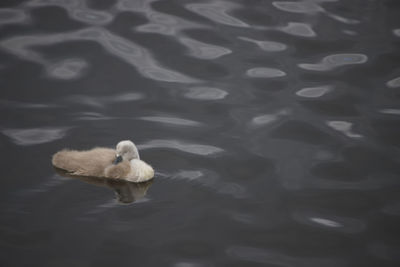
116 140 140 161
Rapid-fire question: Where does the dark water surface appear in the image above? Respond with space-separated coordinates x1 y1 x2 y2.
1 0 400 266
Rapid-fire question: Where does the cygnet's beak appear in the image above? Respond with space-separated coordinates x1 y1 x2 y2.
113 155 123 165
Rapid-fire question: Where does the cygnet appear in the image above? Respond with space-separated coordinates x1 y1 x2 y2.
52 140 154 183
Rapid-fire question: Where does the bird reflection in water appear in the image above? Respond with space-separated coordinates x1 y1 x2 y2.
54 168 153 204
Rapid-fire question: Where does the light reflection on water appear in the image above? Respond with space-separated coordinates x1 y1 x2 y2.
0 27 200 83
1 0 400 266
298 53 368 71
185 1 250 28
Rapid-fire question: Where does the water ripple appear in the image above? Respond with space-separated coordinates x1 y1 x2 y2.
0 8 29 25
326 120 363 138
169 169 220 193
272 1 359 25
139 116 203 127
379 109 400 115
292 210 366 233
115 0 151 12
327 13 360 25
184 86 228 100
2 127 70 145
66 92 143 107
26 0 113 25
73 112 114 121
310 217 342 227
139 139 224 156
25 0 80 9
246 67 286 78
0 27 199 83
131 0 204 36
298 53 368 71
342 29 358 36
0 99 60 109
71 10 112 25
296 85 333 98
386 76 400 88
173 170 205 181
186 1 249 28
272 1 324 14
180 37 232 59
251 109 289 126
226 246 344 266
15 175 69 196
278 22 316 37
136 23 171 35
171 170 248 199
46 58 88 80
252 114 279 126
238 36 287 52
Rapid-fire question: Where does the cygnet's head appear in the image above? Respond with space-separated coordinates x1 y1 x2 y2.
114 140 140 164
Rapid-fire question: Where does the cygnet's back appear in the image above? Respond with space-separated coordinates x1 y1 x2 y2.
52 148 129 177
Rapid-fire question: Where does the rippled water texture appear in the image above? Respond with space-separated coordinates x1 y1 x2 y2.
1 0 400 266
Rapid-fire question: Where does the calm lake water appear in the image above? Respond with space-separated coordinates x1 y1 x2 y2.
1 0 400 266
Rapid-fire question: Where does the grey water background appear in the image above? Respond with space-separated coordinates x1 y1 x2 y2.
1 0 400 266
